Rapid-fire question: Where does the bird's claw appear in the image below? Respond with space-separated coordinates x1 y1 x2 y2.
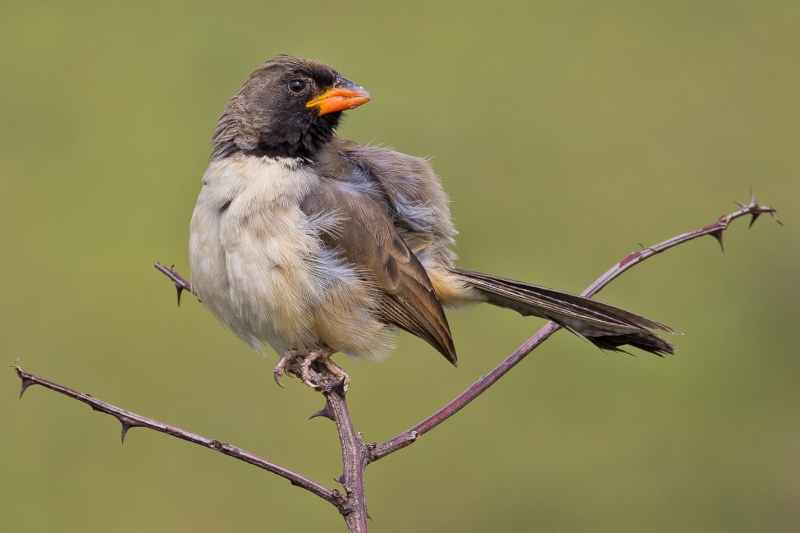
321 357 350 392
299 354 321 389
273 347 348 391
273 349 298 388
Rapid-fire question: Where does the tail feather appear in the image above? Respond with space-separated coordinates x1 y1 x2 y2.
451 269 677 356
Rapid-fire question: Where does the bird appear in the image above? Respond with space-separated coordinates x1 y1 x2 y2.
188 56 677 390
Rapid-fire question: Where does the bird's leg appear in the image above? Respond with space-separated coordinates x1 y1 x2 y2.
298 349 324 389
273 346 348 391
299 346 350 390
273 349 298 388
318 353 350 392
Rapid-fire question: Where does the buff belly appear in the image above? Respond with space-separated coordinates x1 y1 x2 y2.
188 154 396 361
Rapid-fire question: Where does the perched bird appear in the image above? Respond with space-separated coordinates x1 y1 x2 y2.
189 56 676 389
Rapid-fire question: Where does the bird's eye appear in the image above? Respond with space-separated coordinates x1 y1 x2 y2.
288 79 307 94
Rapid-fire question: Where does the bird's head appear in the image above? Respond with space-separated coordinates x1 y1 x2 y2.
211 56 371 161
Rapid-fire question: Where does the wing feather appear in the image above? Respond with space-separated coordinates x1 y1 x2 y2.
302 157 457 364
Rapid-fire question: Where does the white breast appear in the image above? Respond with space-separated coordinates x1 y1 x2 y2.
189 154 396 361
190 155 320 352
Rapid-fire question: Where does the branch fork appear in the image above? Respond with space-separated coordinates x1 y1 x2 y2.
17 190 780 532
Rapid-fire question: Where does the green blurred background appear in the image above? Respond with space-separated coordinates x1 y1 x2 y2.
2 1 798 531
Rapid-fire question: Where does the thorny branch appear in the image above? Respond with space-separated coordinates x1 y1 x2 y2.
154 262 195 304
16 190 780 532
319 379 372 532
372 189 781 460
13 365 343 507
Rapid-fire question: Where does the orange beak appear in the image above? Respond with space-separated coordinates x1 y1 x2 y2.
306 77 372 116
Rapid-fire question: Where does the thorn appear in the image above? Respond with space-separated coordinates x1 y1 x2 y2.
749 212 761 228
333 475 343 483
709 229 725 252
309 406 333 421
367 512 373 521
120 421 133 444
19 378 35 399
749 187 757 206
176 285 184 307
332 379 347 399
735 201 747 209
770 211 784 226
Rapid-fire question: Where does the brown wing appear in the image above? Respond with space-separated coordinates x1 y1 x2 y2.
302 159 457 365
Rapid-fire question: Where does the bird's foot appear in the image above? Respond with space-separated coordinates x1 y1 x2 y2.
273 349 299 388
273 347 349 391
319 354 350 392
